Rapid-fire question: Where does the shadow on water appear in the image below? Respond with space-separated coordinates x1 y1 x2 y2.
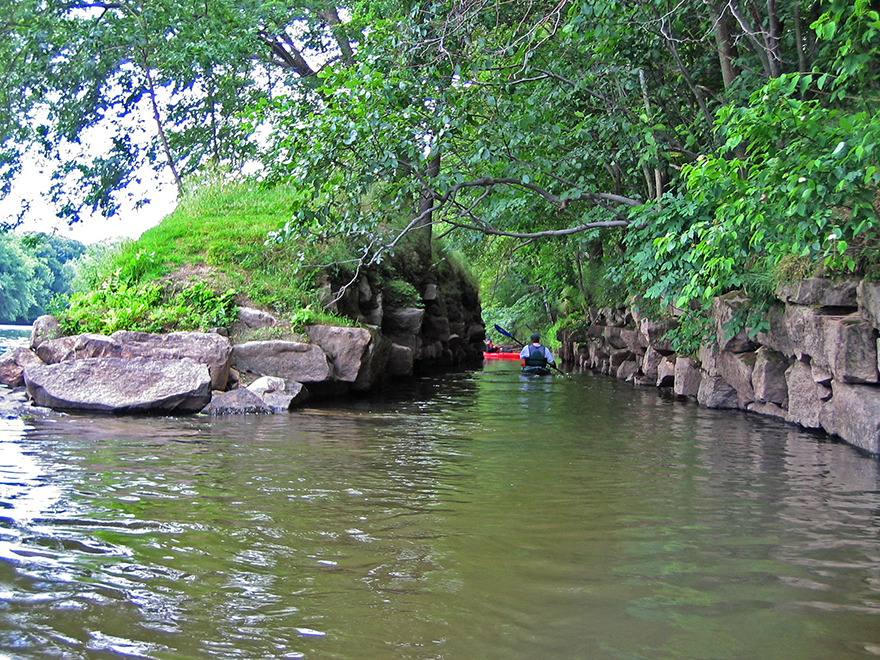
1 358 879 659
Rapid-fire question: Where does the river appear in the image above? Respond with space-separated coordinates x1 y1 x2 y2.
1 330 879 659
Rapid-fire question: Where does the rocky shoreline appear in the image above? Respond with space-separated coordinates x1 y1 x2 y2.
558 278 880 457
1 278 487 419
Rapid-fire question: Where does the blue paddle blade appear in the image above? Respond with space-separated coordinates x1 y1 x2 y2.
494 324 513 338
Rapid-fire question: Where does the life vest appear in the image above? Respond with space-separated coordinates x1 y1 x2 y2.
523 344 548 368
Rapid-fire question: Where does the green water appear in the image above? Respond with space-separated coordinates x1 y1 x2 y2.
1 359 879 659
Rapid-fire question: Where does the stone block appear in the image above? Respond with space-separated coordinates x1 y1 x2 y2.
752 347 789 406
777 278 858 308
820 381 880 455
656 356 676 388
712 294 758 353
718 350 757 406
697 374 740 409
822 315 879 383
673 356 701 397
785 359 824 428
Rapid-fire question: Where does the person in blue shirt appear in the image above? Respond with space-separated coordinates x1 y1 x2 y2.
519 333 554 369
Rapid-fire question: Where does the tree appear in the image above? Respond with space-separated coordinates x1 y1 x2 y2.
1 0 356 223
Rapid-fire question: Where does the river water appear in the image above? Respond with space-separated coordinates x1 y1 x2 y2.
1 338 879 659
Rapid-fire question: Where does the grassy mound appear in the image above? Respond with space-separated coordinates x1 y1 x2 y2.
59 178 348 336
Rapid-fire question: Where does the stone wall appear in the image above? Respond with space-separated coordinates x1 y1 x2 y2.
558 279 880 456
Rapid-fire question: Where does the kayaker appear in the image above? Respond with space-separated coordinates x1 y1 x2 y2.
520 333 554 369
485 337 500 353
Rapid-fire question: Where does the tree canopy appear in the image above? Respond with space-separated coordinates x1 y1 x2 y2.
3 0 880 342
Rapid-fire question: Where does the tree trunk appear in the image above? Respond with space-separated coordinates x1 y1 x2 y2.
415 150 441 265
705 0 740 88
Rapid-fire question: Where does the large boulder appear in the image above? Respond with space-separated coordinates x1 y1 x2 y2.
34 330 233 391
111 331 233 391
711 294 758 353
24 357 212 413
29 315 63 350
232 340 333 384
305 325 391 391
0 348 44 388
717 350 757 406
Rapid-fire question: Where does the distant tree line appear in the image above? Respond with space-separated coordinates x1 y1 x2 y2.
0 232 86 324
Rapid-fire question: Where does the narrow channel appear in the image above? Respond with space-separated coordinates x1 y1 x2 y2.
1 357 879 660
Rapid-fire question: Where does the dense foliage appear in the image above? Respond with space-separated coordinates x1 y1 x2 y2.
4 1 879 345
0 232 85 323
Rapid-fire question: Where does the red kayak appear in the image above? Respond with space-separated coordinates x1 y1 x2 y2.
483 351 521 360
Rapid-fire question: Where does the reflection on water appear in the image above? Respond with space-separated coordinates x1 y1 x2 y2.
0 360 879 660
0 324 31 354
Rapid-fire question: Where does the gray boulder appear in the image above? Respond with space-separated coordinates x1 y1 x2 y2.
697 374 740 409
24 357 212 413
777 278 858 308
29 315 63 350
785 359 828 428
232 340 333 384
0 347 44 388
822 315 878 383
305 325 391 391
752 347 789 406
820 381 880 455
246 376 309 412
111 331 233 391
202 388 273 415
673 357 702 397
34 330 233 391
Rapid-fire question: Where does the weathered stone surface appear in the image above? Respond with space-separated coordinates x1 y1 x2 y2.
29 315 62 350
785 359 826 428
673 357 701 397
777 278 858 308
747 401 787 420
699 343 720 377
604 327 628 350
697 374 740 409
231 340 332 384
202 388 273 415
36 331 233 392
642 345 664 380
305 325 390 390
609 348 633 368
382 307 424 337
387 343 414 376
858 280 880 329
111 331 233 391
712 294 758 353
246 376 309 411
752 347 789 406
236 307 278 329
24 357 212 413
785 305 828 364
615 359 640 381
718 350 757 405
755 303 796 357
619 328 648 353
820 381 880 455
0 348 44 388
638 318 676 354
36 333 118 364
0 386 50 420
656 356 676 387
822 315 878 383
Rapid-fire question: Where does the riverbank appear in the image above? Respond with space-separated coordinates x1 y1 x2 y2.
559 278 880 457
